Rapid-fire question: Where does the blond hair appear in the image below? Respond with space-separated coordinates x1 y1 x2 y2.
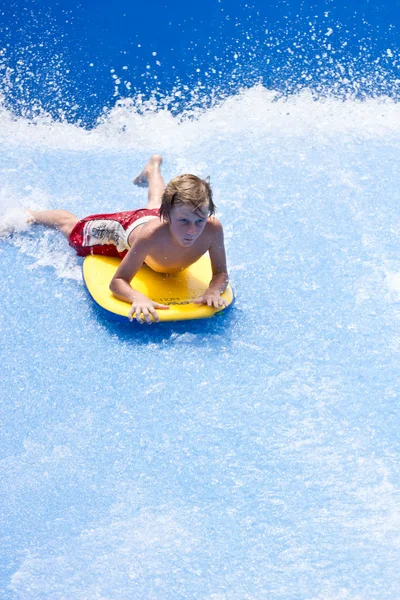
159 174 215 221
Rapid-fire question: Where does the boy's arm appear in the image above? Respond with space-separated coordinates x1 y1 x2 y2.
109 236 169 323
194 220 229 308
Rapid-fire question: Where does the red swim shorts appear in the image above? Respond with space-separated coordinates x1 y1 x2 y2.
69 208 160 258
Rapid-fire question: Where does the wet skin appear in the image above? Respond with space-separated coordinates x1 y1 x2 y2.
110 203 228 324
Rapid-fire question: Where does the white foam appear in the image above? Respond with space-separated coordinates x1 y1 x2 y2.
10 505 199 598
1 86 400 152
0 206 31 236
13 230 82 281
385 272 400 302
0 182 83 279
0 185 50 234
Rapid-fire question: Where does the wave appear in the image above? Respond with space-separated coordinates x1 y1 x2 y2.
1 85 400 153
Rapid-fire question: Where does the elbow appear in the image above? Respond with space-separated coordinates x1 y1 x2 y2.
110 275 131 298
109 277 118 293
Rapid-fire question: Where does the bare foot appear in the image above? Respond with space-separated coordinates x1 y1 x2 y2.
0 208 33 236
26 209 35 223
133 154 163 188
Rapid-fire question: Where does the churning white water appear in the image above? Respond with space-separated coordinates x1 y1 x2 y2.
1 86 400 598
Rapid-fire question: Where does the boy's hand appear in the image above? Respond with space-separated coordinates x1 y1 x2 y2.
128 297 170 324
193 292 227 309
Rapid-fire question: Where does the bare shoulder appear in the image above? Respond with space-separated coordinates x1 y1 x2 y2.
204 216 224 242
205 216 223 233
207 215 222 227
143 217 166 236
129 217 167 246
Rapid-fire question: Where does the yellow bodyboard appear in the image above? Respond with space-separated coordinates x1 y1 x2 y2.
82 253 234 322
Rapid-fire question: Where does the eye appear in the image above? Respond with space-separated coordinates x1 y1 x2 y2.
196 219 205 225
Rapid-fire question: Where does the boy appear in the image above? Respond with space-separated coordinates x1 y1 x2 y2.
28 155 229 324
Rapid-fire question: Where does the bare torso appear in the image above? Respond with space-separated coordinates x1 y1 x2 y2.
127 217 216 273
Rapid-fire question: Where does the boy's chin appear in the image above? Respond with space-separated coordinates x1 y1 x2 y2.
178 237 195 246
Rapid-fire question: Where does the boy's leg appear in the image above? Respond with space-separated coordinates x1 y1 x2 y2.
133 154 165 209
28 209 79 239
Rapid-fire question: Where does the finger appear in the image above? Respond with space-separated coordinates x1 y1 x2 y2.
149 306 159 322
193 297 203 305
142 308 152 324
214 297 227 308
128 305 136 322
154 303 170 309
135 308 144 324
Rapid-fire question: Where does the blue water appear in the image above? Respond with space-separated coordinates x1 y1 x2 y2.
1 2 400 598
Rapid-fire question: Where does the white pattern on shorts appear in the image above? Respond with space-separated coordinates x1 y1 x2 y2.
83 215 158 252
83 219 128 252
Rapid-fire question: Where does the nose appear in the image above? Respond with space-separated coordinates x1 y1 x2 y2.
187 223 196 235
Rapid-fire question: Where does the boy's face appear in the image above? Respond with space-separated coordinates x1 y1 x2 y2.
169 202 209 247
